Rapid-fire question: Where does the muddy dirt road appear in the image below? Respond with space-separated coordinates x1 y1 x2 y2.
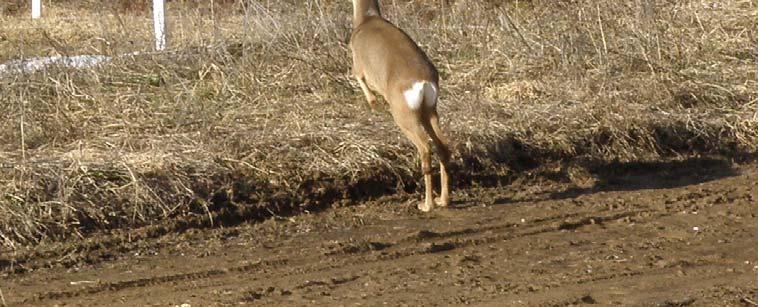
2 159 757 306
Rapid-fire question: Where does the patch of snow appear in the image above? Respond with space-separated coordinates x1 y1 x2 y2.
0 54 113 77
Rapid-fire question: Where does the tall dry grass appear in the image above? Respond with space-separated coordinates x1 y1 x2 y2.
0 0 756 249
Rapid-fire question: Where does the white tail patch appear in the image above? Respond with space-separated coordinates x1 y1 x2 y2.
403 81 438 110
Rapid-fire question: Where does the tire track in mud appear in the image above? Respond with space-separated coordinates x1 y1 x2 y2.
239 199 754 306
272 219 747 306
486 263 757 306
344 229 754 306
27 259 289 302
24 208 654 304
330 208 648 255
19 207 623 301
374 211 651 260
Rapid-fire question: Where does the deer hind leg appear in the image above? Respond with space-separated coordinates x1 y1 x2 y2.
390 104 435 212
406 125 435 212
423 110 452 207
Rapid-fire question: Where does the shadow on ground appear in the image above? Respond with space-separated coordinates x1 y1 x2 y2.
451 152 754 209
553 157 742 198
458 154 756 210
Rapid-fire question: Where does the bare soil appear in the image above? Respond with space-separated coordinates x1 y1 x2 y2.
2 159 757 306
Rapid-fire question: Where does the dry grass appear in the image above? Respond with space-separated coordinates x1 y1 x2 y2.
0 0 756 248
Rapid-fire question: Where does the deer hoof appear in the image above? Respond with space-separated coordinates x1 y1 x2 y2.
417 202 433 212
434 197 449 207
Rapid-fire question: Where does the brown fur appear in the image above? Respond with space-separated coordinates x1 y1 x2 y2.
349 0 452 212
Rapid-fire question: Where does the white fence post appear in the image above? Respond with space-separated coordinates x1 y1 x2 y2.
153 0 167 51
31 0 41 19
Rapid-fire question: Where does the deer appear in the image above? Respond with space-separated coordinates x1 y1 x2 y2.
348 0 452 212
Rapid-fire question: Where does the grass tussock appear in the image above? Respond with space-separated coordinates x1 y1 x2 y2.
0 0 756 248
